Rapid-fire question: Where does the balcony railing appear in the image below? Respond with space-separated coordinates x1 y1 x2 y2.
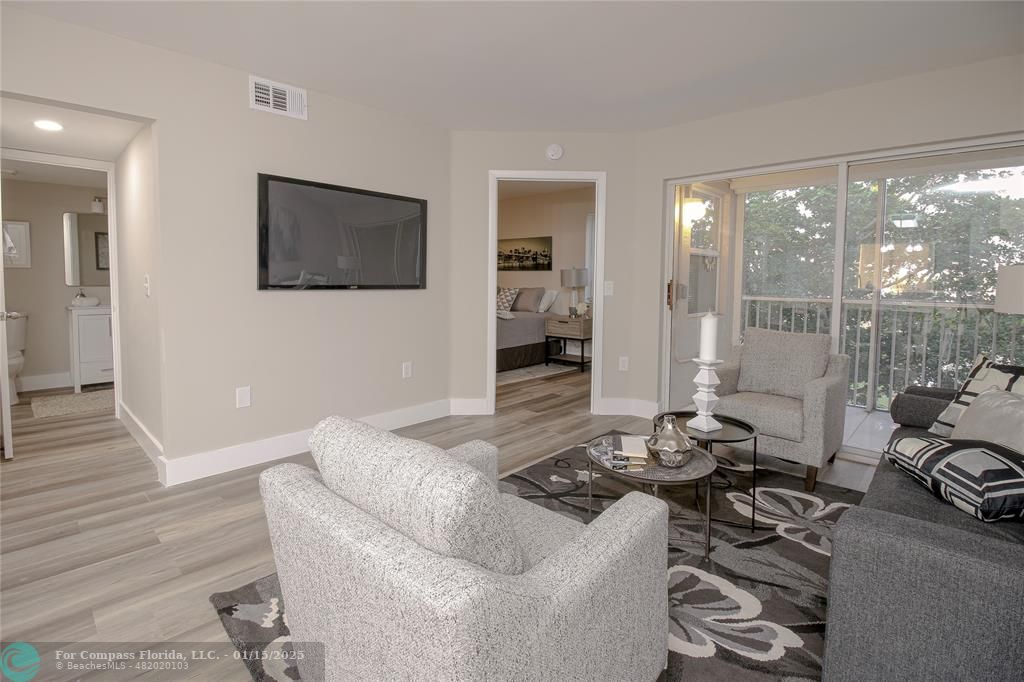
742 296 1023 409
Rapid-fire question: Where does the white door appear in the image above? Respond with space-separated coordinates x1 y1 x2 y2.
668 184 725 409
0 219 14 459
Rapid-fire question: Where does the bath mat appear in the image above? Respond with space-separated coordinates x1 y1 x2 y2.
31 388 115 418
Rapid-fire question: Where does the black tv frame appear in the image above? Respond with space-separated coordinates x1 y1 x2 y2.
257 173 427 290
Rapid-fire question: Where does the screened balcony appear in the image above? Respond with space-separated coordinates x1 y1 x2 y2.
741 297 1021 410
667 144 1024 456
736 146 1024 413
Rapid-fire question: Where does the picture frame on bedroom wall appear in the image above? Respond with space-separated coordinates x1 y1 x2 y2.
497 236 552 271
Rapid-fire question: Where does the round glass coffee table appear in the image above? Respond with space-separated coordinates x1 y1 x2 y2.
653 410 759 531
585 434 716 560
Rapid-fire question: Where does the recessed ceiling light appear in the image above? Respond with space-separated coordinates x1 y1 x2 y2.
33 119 63 132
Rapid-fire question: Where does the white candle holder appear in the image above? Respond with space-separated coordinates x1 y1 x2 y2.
687 358 723 433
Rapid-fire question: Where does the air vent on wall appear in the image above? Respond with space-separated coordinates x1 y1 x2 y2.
249 75 307 120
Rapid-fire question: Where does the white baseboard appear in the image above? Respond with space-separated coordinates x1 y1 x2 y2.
449 398 491 415
118 402 167 481
158 398 452 487
361 399 451 430
593 398 660 419
152 394 663 487
17 372 72 392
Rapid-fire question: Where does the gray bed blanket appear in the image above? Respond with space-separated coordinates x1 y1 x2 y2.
497 312 549 350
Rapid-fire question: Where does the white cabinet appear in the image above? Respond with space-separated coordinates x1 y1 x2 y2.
68 306 114 392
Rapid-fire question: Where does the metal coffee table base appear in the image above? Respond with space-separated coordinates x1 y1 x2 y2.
588 460 713 562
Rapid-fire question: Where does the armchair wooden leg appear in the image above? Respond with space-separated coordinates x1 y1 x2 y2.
828 451 837 464
804 465 819 492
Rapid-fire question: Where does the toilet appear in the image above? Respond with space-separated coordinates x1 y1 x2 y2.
7 314 27 405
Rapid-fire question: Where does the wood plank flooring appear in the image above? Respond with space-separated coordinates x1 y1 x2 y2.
1 372 645 677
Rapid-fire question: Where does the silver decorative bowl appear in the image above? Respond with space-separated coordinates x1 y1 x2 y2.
647 443 693 468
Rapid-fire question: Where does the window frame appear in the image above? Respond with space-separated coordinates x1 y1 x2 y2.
686 186 724 317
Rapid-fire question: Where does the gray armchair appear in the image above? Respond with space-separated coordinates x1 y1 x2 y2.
715 328 850 491
261 417 669 681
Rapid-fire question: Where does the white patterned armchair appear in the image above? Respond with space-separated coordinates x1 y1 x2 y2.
260 416 669 681
715 328 850 492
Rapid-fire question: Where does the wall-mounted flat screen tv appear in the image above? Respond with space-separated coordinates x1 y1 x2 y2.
258 173 427 289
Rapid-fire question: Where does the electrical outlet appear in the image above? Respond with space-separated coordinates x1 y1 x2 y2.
143 274 151 298
235 386 251 408
618 356 629 371
401 361 413 379
604 281 614 296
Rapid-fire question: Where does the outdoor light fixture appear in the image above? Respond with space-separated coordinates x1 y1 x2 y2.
679 197 707 229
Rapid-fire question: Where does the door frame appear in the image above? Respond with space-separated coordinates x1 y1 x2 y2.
1 148 122 437
661 182 732 411
656 133 1024 412
486 170 607 414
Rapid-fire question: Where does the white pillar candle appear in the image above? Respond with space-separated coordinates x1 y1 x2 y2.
698 312 718 361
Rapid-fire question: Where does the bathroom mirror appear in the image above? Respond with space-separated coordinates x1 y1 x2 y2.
63 212 110 287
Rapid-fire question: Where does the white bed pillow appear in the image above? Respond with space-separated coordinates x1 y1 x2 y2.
538 289 559 313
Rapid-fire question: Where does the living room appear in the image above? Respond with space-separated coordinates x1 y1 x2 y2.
1 2 1021 681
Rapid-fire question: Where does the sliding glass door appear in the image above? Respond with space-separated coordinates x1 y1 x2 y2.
731 144 1024 411
737 167 838 340
841 147 1024 409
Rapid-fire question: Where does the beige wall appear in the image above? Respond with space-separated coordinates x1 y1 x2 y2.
4 7 1021 467
448 55 1023 406
497 186 594 315
448 131 638 402
116 124 165 443
633 53 1024 404
2 179 110 380
3 8 451 458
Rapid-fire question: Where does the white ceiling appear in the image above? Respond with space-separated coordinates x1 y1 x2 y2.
11 1 1024 131
1 159 107 189
498 180 594 200
0 97 144 160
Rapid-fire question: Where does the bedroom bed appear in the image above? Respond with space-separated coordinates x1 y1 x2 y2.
496 311 557 371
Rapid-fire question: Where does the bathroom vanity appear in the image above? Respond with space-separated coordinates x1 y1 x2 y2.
68 305 114 392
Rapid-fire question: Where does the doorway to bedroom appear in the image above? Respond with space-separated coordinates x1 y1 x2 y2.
487 172 605 414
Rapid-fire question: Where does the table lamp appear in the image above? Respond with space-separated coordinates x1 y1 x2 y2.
561 267 589 317
995 264 1024 315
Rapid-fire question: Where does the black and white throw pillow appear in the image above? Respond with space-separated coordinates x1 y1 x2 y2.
496 287 519 314
929 355 1024 437
885 436 1024 522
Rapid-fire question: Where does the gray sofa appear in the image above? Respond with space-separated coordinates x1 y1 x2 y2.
823 389 1024 680
716 329 851 491
261 417 670 681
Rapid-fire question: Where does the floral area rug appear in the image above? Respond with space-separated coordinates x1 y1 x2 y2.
210 574 299 681
211 434 862 681
507 435 863 681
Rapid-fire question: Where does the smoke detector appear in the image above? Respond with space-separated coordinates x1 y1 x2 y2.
249 75 307 120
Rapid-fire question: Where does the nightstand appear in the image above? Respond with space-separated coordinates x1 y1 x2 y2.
544 316 593 372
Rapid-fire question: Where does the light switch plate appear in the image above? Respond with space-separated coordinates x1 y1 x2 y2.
618 356 629 371
235 386 251 408
401 361 413 379
604 281 614 296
